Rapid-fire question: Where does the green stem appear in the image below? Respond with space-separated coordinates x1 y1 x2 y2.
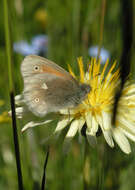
83 139 91 190
3 0 24 189
97 0 106 60
41 147 50 190
3 0 13 91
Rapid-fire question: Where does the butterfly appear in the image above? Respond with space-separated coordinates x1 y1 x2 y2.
21 55 91 117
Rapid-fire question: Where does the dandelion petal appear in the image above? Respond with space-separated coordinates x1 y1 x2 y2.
85 112 92 131
63 119 80 154
103 130 114 148
66 119 79 138
78 118 85 143
112 127 131 154
91 116 98 135
15 94 24 105
118 117 135 134
120 128 135 142
21 120 52 132
78 118 85 133
54 117 73 133
96 114 114 147
102 111 111 130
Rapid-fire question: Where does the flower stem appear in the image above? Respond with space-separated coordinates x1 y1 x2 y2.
83 139 91 190
3 0 24 189
97 0 106 60
41 147 50 190
113 0 133 124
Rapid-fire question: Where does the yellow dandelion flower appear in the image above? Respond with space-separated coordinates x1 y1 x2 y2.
34 9 47 28
0 112 11 123
14 57 135 154
0 100 11 123
55 58 135 154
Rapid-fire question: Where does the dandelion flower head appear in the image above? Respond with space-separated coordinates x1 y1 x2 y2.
56 57 135 154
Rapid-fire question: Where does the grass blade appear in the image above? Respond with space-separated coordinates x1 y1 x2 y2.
41 147 50 190
3 0 24 189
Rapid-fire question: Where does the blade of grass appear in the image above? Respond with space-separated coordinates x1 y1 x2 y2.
83 139 91 190
3 0 24 189
97 0 106 59
41 147 50 190
112 0 133 124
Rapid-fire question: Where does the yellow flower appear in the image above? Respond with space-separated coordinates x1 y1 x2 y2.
0 99 11 123
14 57 135 154
34 9 47 28
0 100 4 106
55 58 135 154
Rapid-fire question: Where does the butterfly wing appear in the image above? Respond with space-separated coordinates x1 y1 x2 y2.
21 55 86 117
21 55 71 79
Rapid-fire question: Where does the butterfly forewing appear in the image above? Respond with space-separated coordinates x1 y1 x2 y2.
21 55 71 79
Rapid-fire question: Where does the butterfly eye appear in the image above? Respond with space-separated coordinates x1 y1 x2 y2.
34 98 39 103
34 65 39 71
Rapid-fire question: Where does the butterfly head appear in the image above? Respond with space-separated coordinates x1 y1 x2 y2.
78 83 91 103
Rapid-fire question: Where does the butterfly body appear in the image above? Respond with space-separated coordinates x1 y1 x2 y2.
21 55 90 117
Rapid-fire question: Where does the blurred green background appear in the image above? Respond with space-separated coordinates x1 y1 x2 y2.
1 0 135 189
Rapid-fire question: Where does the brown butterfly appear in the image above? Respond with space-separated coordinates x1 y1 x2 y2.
21 55 91 117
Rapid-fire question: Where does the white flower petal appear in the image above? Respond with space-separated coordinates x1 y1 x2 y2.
78 118 85 143
21 120 52 132
112 127 131 154
54 117 73 133
96 114 114 147
85 112 92 131
123 94 135 101
125 86 135 94
85 115 98 136
96 114 103 129
66 119 79 138
15 107 24 119
77 118 85 132
118 117 135 134
85 113 99 145
63 118 85 153
103 129 114 148
120 128 135 142
9 107 25 119
15 94 24 105
102 111 111 130
91 116 98 135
